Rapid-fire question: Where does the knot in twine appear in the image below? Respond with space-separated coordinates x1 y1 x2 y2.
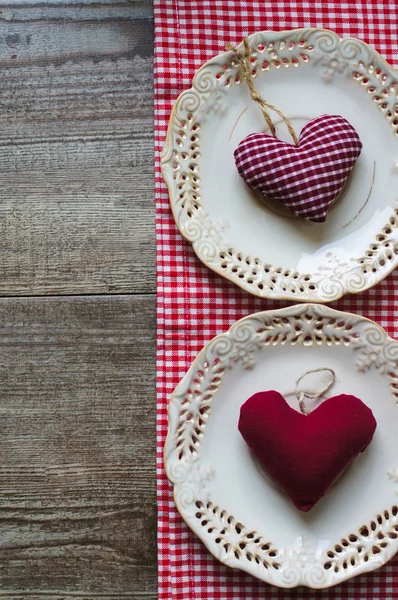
295 367 336 415
226 37 299 146
249 90 262 103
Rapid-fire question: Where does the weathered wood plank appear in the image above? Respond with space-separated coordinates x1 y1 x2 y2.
0 0 152 19
0 294 157 597
0 4 155 295
0 595 156 600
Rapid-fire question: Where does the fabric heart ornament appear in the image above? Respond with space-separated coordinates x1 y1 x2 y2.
238 390 376 512
234 114 362 222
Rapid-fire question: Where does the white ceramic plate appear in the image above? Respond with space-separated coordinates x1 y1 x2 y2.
164 304 398 588
161 28 398 302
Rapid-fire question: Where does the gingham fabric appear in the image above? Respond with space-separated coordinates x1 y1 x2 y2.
234 115 362 222
155 2 398 598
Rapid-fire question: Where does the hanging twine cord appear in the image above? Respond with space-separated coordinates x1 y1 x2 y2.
226 38 299 146
295 367 336 416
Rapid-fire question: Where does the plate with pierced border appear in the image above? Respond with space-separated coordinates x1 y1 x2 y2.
161 28 398 302
164 304 398 588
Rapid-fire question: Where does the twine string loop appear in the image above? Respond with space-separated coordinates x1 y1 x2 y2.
226 38 299 146
295 367 336 415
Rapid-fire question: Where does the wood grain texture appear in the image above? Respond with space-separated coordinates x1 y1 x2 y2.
0 1 155 295
0 1 159 597
0 294 157 598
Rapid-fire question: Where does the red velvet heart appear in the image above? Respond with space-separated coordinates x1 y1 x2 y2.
238 390 376 511
234 115 362 222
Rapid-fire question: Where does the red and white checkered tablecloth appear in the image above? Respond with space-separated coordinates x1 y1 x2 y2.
155 2 398 598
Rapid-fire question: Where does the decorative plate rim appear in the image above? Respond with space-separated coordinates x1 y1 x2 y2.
164 303 398 588
161 27 398 302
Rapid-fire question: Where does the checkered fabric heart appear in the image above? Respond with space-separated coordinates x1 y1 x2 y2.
234 114 362 222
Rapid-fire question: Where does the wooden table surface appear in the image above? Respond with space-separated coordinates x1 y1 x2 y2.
0 1 157 597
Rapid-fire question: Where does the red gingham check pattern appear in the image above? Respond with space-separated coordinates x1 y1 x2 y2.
155 2 398 598
234 115 362 222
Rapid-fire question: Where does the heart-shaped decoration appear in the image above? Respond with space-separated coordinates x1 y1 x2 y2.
234 115 362 222
238 390 376 511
